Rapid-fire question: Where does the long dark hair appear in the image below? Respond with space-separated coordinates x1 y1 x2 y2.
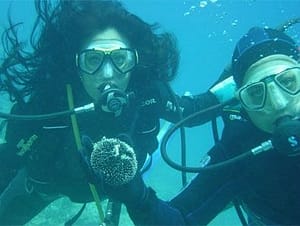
1 0 179 109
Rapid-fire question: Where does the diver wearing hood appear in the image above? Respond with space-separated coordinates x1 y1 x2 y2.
88 26 300 225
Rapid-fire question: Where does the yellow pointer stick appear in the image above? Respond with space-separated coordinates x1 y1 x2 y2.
66 84 105 222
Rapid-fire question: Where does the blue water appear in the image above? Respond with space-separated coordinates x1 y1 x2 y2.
0 0 299 225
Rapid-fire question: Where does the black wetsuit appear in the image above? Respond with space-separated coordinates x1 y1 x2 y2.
126 112 300 225
0 80 220 224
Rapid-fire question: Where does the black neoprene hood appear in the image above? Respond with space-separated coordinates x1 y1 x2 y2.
232 27 299 87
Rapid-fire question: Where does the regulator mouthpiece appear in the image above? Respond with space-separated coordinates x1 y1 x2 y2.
97 83 129 117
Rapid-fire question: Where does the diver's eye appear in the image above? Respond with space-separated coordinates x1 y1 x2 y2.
277 70 299 93
84 52 104 69
111 50 131 67
112 53 127 67
246 83 264 99
110 49 136 73
241 82 265 108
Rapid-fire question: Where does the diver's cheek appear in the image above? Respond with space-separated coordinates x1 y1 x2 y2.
249 111 274 133
115 73 131 91
82 81 100 101
260 117 274 133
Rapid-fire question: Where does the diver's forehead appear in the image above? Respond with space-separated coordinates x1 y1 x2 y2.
243 55 298 85
87 40 128 51
83 28 129 49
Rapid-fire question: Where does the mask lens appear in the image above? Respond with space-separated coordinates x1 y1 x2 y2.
240 82 266 110
78 50 104 74
110 49 137 73
275 67 300 94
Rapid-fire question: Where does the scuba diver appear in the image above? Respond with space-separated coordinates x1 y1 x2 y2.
0 0 235 225
83 25 300 225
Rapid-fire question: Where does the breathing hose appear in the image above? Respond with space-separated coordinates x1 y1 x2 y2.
0 103 95 120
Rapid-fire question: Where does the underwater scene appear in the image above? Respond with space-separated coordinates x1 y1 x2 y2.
0 0 300 225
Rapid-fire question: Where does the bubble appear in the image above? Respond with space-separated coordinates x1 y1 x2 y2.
190 5 196 10
231 19 238 27
199 1 208 8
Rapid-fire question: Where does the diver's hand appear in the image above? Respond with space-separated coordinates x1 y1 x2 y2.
78 135 99 184
90 137 148 207
209 75 236 103
103 173 149 208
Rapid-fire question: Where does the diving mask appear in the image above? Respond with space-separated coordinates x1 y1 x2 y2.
76 40 138 75
238 67 300 110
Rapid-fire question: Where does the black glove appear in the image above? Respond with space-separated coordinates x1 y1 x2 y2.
103 172 149 208
272 117 300 157
80 136 149 207
78 135 101 184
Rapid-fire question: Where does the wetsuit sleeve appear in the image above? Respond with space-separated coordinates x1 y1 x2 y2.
169 142 242 225
0 143 23 193
126 188 186 225
158 65 233 126
0 104 33 193
125 118 257 225
158 83 220 126
125 141 241 225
